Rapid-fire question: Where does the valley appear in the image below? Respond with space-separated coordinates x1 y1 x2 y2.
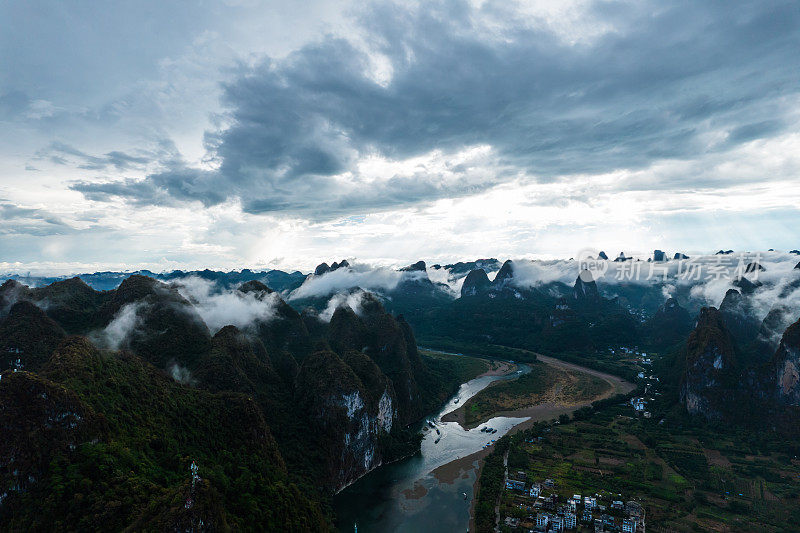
3 251 800 532
335 349 636 533
444 352 632 429
4 3 799 530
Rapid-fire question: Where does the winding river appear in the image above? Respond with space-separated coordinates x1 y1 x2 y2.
333 360 532 532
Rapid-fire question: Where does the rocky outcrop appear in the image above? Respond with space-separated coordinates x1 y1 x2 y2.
597 251 609 260
674 252 689 260
681 307 738 420
745 262 765 273
313 260 350 275
239 281 313 366
435 258 501 277
0 280 30 316
394 261 447 299
295 350 396 490
733 276 762 294
194 326 289 423
492 260 514 286
326 296 426 425
400 260 427 272
769 318 800 406
653 250 667 262
571 270 601 310
3 277 107 334
330 259 350 271
460 269 491 297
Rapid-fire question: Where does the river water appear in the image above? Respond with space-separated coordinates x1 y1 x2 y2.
333 362 532 532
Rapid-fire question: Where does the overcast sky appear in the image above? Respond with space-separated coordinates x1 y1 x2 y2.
2 0 799 274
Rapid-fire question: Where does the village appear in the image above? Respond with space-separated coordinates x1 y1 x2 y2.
496 346 662 533
607 346 661 420
502 469 646 532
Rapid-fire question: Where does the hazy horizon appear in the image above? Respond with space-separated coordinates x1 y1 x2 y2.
2 1 799 273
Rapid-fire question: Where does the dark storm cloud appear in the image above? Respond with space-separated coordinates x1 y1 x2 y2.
71 0 800 217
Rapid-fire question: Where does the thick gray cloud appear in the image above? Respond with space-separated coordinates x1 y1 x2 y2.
70 0 800 218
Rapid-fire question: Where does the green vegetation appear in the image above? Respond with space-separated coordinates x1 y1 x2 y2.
462 362 612 427
474 392 800 532
419 338 539 363
0 276 481 531
1 340 328 531
419 349 492 384
474 436 512 532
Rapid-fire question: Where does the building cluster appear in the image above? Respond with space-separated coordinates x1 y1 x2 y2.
629 397 650 419
503 472 645 532
629 352 663 419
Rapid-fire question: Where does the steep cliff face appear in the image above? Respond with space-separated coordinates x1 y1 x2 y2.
295 350 396 491
323 296 431 435
361 311 422 425
681 307 738 420
0 274 452 524
769 318 800 406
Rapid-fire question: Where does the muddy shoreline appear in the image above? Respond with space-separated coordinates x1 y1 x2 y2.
440 351 636 530
442 352 635 430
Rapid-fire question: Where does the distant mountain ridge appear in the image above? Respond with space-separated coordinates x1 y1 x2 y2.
1 268 308 293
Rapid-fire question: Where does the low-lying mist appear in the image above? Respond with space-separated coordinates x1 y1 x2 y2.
171 276 281 334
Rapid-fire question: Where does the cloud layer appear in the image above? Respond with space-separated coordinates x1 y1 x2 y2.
171 276 280 334
2 1 799 271
70 0 800 219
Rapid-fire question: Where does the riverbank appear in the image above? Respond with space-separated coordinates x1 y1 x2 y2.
476 359 514 377
442 352 634 429
333 351 634 532
333 355 527 532
460 352 636 531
